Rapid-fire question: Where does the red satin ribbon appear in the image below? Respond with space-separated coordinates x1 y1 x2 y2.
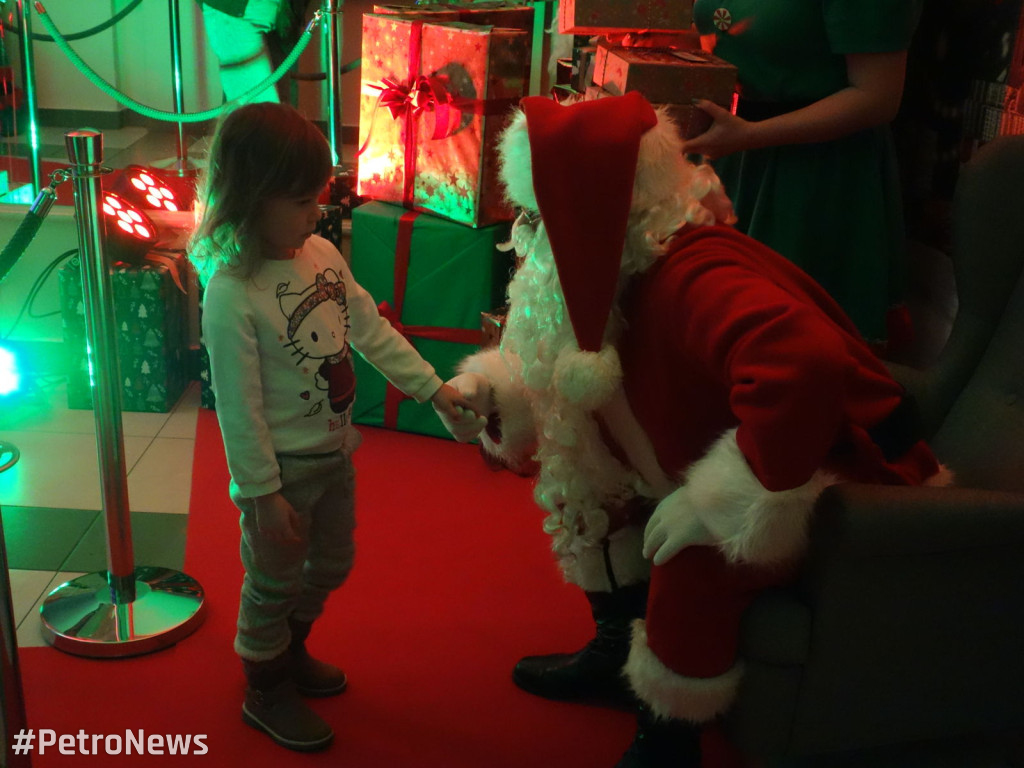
112 251 187 293
367 74 463 141
605 30 698 50
378 210 484 428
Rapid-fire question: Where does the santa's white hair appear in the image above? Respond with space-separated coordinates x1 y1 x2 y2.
494 103 735 583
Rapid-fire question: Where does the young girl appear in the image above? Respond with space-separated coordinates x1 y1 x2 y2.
189 102 481 752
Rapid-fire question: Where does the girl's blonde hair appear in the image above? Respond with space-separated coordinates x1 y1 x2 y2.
189 102 332 285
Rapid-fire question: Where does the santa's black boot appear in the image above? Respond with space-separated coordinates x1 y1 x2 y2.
512 581 647 707
615 703 701 768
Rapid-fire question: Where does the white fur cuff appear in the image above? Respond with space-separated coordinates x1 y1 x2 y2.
459 348 537 469
624 619 743 723
687 429 836 565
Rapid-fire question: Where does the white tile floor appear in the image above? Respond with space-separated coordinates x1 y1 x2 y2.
2 380 199 648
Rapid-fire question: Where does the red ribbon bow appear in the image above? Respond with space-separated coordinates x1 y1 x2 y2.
368 75 463 141
359 74 463 164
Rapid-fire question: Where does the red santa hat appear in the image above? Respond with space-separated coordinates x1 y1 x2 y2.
517 91 658 354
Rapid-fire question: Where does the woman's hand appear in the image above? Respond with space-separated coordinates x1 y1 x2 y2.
682 99 755 160
683 50 909 161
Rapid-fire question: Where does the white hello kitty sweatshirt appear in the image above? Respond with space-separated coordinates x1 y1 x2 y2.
202 235 442 498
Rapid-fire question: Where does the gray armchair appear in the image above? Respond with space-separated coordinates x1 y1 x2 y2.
725 134 1024 766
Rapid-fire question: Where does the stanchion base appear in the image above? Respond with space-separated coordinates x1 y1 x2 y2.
40 566 206 658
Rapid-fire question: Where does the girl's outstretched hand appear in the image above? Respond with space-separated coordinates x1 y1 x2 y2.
431 381 488 443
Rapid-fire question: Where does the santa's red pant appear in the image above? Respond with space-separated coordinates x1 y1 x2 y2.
626 545 797 768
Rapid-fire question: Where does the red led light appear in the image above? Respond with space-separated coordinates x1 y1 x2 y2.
100 191 158 264
114 164 195 213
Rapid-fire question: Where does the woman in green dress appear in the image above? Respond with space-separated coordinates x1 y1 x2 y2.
687 0 922 349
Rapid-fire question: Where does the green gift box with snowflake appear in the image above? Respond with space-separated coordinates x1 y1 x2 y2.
59 253 190 413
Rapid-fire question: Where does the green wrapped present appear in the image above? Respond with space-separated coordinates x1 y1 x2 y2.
350 201 512 439
60 253 189 413
198 338 216 410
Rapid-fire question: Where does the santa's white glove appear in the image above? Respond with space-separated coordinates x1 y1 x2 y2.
433 372 490 443
642 485 717 566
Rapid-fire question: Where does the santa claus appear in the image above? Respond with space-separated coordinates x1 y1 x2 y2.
435 91 947 768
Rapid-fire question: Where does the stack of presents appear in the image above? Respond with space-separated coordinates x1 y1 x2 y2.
60 1 738 437
345 0 737 440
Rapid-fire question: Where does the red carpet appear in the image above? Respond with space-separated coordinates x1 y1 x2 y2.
19 409 635 766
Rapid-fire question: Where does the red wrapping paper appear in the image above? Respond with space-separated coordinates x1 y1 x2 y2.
592 44 737 107
357 14 528 227
558 0 692 34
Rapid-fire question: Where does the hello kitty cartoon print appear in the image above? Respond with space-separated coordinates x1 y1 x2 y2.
277 269 356 416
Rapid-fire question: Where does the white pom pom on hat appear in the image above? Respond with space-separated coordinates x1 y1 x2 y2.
552 345 623 410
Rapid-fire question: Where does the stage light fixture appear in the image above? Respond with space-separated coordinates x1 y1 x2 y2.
114 164 195 213
101 191 158 264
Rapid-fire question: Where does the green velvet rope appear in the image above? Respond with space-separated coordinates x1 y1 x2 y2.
34 5 321 123
5 0 145 43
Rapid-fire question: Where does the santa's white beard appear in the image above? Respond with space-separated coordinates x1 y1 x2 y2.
499 220 643 566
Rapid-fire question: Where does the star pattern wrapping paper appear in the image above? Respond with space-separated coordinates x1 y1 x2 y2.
358 15 529 228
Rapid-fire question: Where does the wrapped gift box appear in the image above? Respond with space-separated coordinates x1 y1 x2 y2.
349 201 513 439
198 337 215 410
357 14 528 227
481 308 507 349
558 0 691 34
373 1 539 91
592 44 737 109
373 2 534 32
585 84 714 140
60 253 189 413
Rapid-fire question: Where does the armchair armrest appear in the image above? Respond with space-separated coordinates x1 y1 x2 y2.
806 482 1024 561
731 482 1024 758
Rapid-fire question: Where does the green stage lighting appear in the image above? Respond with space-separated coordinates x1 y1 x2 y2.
0 345 19 396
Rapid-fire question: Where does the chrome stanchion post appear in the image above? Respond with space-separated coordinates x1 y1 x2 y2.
15 0 42 194
66 131 136 604
166 0 198 177
38 130 206 658
322 0 343 165
0 443 31 768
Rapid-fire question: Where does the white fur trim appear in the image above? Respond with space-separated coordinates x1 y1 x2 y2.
925 465 955 487
561 524 650 591
498 108 536 212
625 620 743 723
685 429 837 565
459 349 537 470
498 103 735 230
552 346 622 410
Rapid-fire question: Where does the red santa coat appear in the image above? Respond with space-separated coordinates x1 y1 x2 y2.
621 225 938 492
618 225 943 730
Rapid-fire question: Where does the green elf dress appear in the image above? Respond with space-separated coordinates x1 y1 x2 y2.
692 0 922 345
